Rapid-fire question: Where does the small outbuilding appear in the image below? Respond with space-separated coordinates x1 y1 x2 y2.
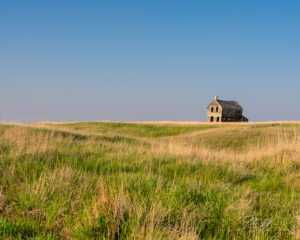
207 96 248 122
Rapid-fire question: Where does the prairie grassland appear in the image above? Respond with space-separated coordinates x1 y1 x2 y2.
0 122 300 239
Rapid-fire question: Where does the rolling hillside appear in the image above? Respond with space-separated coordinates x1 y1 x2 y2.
0 122 299 239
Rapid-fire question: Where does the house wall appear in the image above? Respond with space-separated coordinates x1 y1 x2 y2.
221 109 243 122
206 101 222 122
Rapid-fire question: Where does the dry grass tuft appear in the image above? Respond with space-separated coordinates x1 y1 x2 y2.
0 190 6 213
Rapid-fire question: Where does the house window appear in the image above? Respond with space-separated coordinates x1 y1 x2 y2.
210 116 214 122
217 117 220 122
211 107 214 112
216 107 218 112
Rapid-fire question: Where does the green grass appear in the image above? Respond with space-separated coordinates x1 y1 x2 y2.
0 122 299 239
52 122 216 138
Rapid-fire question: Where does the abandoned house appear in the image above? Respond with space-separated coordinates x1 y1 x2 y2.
207 96 248 122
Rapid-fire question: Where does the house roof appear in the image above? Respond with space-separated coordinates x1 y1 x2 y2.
216 100 243 110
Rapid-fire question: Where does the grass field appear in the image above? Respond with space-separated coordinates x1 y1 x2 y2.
0 121 299 239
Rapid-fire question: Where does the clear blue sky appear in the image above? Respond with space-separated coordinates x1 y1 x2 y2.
1 1 299 122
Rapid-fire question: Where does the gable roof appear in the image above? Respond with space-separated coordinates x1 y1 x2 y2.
216 100 243 110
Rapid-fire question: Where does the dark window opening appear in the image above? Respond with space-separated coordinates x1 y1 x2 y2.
211 107 214 112
216 107 218 112
217 117 220 122
210 116 214 122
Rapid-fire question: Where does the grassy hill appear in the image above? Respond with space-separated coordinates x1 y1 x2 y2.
0 122 299 239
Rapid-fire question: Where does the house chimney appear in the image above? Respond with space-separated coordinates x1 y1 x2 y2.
214 96 218 101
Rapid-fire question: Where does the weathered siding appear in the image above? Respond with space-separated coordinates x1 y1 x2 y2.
221 109 242 122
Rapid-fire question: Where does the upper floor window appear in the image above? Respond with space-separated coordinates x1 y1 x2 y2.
211 107 214 112
216 107 218 112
